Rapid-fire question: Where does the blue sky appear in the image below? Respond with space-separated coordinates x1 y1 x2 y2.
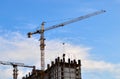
0 0 120 79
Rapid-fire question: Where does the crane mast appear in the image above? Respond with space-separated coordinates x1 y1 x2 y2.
27 10 106 71
40 22 45 70
0 61 35 79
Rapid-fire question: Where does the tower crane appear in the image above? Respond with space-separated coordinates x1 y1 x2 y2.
0 61 35 79
27 10 106 70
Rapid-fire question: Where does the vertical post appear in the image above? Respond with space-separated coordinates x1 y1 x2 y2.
13 65 18 79
78 60 82 79
68 58 71 79
40 22 45 71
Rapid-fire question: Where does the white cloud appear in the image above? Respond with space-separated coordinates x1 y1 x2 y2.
0 67 12 79
0 32 120 79
45 39 91 60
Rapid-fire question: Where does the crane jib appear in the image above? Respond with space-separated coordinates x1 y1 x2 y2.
44 10 106 31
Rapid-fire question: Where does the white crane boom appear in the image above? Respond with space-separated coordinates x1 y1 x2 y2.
45 10 106 31
27 10 106 71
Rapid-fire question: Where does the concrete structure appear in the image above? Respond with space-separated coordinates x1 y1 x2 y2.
22 54 82 79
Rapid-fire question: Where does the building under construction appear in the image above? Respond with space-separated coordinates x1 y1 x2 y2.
22 54 82 79
23 10 106 79
0 10 106 79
